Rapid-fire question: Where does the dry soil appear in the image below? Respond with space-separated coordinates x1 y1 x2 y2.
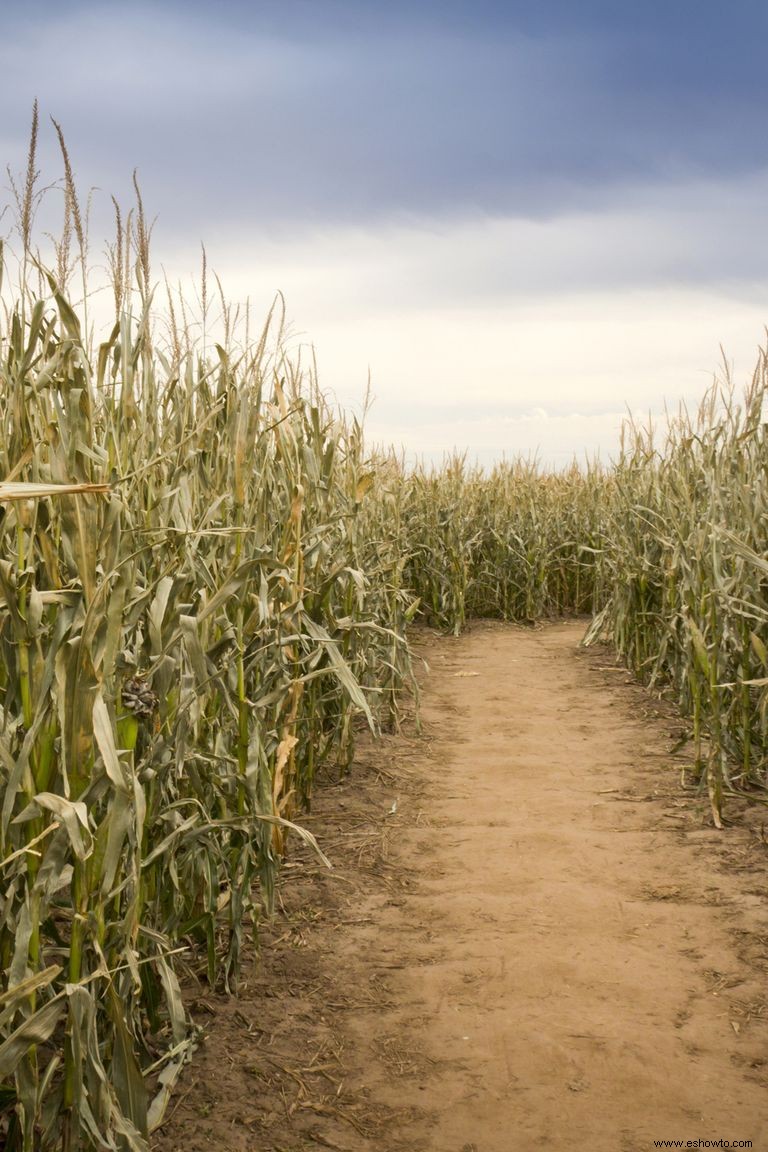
153 620 768 1152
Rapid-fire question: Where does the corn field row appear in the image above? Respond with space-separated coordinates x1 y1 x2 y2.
392 455 608 631
0 267 426 1148
1 113 766 1150
587 370 768 825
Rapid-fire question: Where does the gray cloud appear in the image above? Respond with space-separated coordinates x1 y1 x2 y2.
3 1 768 241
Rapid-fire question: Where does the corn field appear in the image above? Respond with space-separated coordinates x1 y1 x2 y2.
587 371 768 826
0 112 420 1151
395 454 608 632
1 111 767 1150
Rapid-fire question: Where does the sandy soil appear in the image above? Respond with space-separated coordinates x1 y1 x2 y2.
153 621 768 1152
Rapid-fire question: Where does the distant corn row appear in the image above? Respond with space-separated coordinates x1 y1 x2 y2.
588 370 768 825
390 454 609 633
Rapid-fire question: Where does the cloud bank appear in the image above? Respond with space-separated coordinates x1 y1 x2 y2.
2 1 768 465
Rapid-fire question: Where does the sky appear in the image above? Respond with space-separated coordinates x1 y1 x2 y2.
3 0 768 467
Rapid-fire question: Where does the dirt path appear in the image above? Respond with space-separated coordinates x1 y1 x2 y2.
155 621 768 1152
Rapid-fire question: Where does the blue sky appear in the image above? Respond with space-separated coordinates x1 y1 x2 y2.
3 1 768 464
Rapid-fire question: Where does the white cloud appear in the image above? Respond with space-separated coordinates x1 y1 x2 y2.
158 198 768 466
365 408 629 470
